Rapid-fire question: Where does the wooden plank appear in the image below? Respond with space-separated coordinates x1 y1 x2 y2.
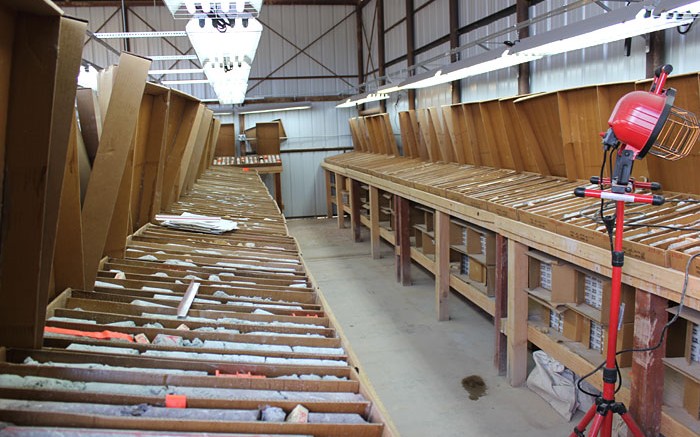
498 97 529 173
0 5 14 214
0 13 84 349
395 195 411 286
369 186 381 259
435 210 450 320
200 118 221 179
428 108 454 163
479 100 510 170
81 53 151 289
75 88 102 165
493 233 508 375
213 122 235 157
398 112 417 158
408 110 430 161
103 140 134 259
176 105 209 198
133 88 169 229
324 170 333 218
381 114 399 156
349 179 362 242
514 93 562 176
629 289 667 436
53 113 86 293
160 100 202 210
459 104 481 166
442 105 467 165
183 108 214 194
506 239 528 386
336 174 346 229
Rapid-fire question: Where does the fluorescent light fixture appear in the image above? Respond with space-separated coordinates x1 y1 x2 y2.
148 68 205 75
377 83 403 94
186 17 262 69
238 102 312 115
162 1 264 17
336 92 389 108
399 49 542 90
149 54 199 61
78 65 99 90
511 1 699 57
95 31 187 39
186 16 263 104
162 79 210 85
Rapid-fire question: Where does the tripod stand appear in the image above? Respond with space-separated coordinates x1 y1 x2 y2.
570 170 664 437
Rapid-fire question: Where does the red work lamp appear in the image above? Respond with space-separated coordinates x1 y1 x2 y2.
572 65 699 437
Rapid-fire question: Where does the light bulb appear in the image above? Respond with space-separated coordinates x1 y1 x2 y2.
236 0 245 13
221 1 231 12
185 0 196 14
201 1 211 13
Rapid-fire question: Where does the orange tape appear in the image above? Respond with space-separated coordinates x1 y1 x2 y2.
44 326 134 343
165 394 187 408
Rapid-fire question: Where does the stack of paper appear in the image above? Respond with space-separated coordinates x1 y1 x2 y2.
155 213 238 234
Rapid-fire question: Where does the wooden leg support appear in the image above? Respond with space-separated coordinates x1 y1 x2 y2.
369 186 380 259
507 239 528 386
336 174 346 229
629 289 666 436
394 195 411 286
434 211 450 321
325 170 333 218
349 179 361 242
494 234 508 375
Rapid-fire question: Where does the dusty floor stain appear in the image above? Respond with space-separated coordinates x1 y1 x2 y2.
461 375 486 400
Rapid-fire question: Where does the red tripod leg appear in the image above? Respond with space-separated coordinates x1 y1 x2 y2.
587 413 605 437
601 413 612 437
570 403 597 437
619 411 646 437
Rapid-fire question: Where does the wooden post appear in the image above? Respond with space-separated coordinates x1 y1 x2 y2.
274 172 283 211
350 179 362 242
434 211 450 321
449 0 460 104
325 170 334 218
507 239 528 386
336 174 346 229
405 0 416 110
516 0 531 95
395 195 411 286
493 234 508 375
377 0 387 113
369 186 381 259
81 53 151 289
629 289 666 436
0 14 85 349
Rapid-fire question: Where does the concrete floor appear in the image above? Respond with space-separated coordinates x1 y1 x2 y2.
288 217 580 437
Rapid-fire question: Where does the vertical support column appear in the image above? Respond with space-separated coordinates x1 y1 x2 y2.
377 0 387 113
646 30 666 78
349 179 362 242
629 289 666 436
238 113 245 156
336 174 346 229
494 234 508 375
449 0 460 104
506 239 528 386
324 170 334 218
405 0 416 110
516 0 531 95
355 4 365 97
274 172 283 211
369 186 381 259
394 195 411 285
434 210 450 321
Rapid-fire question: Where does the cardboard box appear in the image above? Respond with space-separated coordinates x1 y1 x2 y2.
526 250 577 304
468 256 486 283
467 227 496 265
683 378 700 420
574 270 635 324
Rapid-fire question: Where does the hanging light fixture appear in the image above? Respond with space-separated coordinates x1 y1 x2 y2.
511 0 700 57
398 49 542 90
336 92 389 108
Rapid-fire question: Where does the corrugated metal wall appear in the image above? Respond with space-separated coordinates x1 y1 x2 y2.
59 1 700 217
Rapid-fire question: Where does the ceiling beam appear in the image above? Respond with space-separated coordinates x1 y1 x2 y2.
55 0 358 6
